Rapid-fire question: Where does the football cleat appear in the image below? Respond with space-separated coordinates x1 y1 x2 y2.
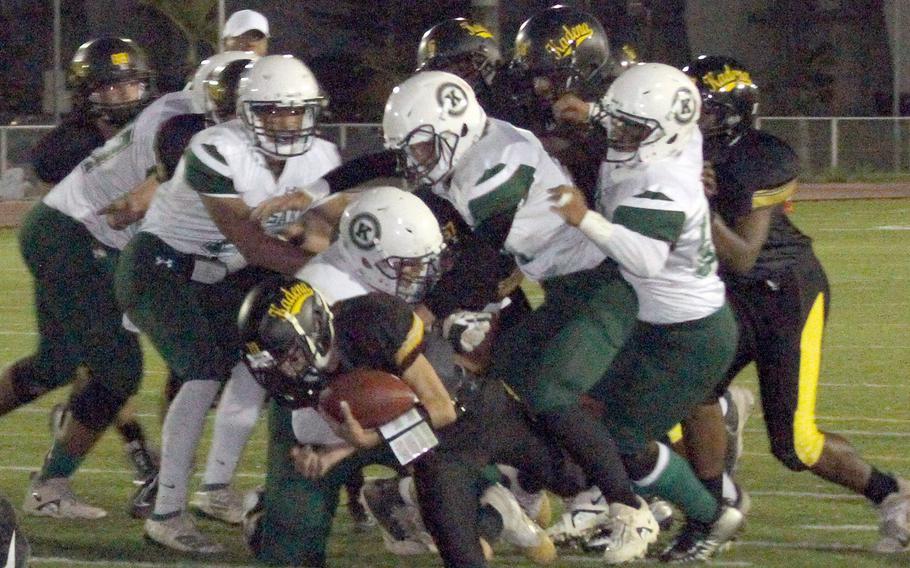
723 385 755 475
875 477 910 553
361 477 437 555
648 497 675 531
659 505 745 562
190 485 245 525
144 511 224 554
480 483 556 565
124 439 159 485
546 486 610 547
22 472 107 519
498 464 552 528
129 474 158 519
241 487 265 554
585 496 659 564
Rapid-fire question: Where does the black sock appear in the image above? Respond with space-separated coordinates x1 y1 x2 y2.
118 420 145 444
864 468 900 504
701 475 724 505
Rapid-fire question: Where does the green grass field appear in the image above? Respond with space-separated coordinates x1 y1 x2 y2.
1 199 909 567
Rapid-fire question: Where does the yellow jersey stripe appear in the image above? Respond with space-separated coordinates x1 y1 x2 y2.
752 179 797 209
793 292 827 466
395 313 425 368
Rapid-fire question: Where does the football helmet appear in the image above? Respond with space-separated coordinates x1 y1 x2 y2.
383 71 487 186
190 51 258 125
236 55 325 158
594 62 700 164
337 187 444 304
683 55 759 156
238 277 334 407
67 36 153 125
510 5 610 98
416 18 502 93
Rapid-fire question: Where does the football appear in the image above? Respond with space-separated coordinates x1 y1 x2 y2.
318 369 418 428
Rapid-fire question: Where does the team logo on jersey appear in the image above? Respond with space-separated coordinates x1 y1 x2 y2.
437 83 468 117
460 22 493 38
670 87 696 125
349 212 381 250
702 64 754 93
545 23 594 60
268 281 315 319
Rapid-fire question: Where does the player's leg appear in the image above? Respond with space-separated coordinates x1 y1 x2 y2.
756 257 909 551
192 363 267 525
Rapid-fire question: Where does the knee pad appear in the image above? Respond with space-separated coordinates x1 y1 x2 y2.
69 380 130 432
8 356 51 406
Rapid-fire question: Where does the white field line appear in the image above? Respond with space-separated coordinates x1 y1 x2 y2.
743 451 910 462
0 464 266 478
734 540 867 552
745 428 910 438
799 524 877 531
30 558 245 567
748 490 864 500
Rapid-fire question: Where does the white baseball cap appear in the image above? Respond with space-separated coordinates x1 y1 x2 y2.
222 9 270 39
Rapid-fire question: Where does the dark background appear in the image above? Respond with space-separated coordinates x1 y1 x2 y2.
0 0 900 123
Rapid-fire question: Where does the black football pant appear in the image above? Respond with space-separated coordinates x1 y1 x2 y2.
413 378 587 568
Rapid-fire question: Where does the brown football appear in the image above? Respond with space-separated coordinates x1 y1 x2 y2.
318 369 418 428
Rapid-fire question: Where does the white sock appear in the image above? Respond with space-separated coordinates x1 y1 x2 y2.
722 471 738 502
718 394 729 416
201 363 266 488
153 380 221 517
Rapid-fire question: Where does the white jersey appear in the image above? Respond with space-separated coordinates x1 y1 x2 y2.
437 118 606 281
43 91 195 250
596 130 725 324
141 119 341 261
290 245 369 446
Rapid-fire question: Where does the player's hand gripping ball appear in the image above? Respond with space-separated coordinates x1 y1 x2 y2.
318 369 418 428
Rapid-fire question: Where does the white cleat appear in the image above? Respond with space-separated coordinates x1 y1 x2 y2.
144 511 224 554
22 472 107 520
546 486 610 547
190 486 245 525
481 483 556 565
660 505 745 562
875 477 910 553
592 496 660 564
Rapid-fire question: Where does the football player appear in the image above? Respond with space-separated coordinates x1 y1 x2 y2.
0 39 196 521
239 187 585 567
549 62 744 562
685 54 910 553
383 70 662 563
0 494 29 568
30 36 160 487
114 54 341 553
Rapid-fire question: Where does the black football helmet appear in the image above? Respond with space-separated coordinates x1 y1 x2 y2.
238 277 335 408
416 18 502 98
683 55 759 157
203 58 254 125
68 37 153 125
510 5 610 99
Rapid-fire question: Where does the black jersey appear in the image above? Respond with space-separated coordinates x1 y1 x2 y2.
333 292 425 375
31 116 106 184
710 129 814 281
155 113 207 181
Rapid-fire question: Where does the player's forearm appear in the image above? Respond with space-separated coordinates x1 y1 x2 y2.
577 210 670 277
402 356 457 429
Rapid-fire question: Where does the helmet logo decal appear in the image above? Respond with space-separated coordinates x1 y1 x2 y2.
426 39 437 58
459 22 494 38
111 52 130 66
671 87 696 125
545 23 594 60
437 83 468 117
268 282 315 319
702 65 753 93
350 212 381 250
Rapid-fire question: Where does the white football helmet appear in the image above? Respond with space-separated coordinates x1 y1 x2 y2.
595 62 700 164
236 55 325 158
383 71 487 186
338 187 445 303
190 51 259 124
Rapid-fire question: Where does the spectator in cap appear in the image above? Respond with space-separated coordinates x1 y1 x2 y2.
222 9 269 56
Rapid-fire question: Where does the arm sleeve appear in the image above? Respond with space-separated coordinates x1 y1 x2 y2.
31 121 106 184
323 150 399 194
578 210 671 278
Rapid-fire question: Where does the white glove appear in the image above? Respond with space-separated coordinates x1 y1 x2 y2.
442 310 494 353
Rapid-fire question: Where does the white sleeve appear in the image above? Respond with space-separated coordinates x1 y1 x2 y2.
577 210 670 277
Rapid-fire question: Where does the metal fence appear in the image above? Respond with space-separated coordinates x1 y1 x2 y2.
3 118 910 193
